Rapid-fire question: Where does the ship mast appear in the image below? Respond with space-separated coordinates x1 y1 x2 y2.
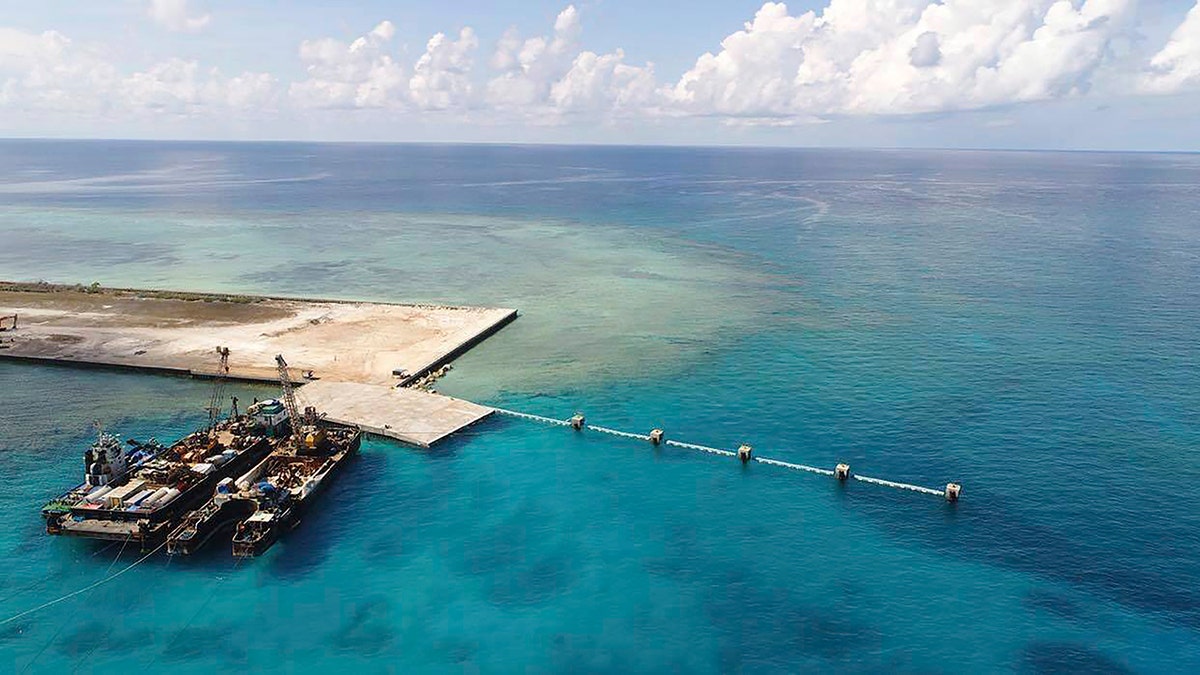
274 354 303 451
206 346 231 436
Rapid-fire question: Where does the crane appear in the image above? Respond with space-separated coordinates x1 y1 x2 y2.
206 346 231 436
274 354 304 451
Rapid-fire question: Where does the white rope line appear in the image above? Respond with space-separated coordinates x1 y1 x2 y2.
496 407 949 498
1 540 167 627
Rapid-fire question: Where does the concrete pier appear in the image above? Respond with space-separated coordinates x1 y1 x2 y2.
297 381 493 447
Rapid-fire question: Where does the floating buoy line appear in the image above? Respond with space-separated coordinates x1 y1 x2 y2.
2 405 962 631
492 408 962 502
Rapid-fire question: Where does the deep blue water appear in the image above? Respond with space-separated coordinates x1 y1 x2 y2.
1 140 1199 672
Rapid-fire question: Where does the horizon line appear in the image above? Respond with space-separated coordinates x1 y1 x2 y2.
1 136 1198 156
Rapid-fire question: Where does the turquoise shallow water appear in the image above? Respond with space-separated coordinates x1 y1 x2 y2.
1 142 1199 672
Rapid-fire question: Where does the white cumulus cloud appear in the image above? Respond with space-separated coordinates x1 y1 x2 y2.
5 1 1197 136
290 21 405 109
147 0 211 33
483 5 656 120
1143 1 1200 93
123 58 277 114
0 27 117 112
671 0 1135 120
0 26 274 119
486 5 583 108
409 27 479 110
550 49 657 114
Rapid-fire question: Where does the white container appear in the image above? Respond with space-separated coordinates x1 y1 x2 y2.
142 487 171 507
157 488 182 506
127 489 154 506
85 485 113 503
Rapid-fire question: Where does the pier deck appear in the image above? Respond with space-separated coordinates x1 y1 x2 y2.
297 381 494 447
0 285 516 386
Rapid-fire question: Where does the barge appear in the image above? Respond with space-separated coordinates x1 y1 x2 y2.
167 355 362 558
231 410 360 558
42 418 276 551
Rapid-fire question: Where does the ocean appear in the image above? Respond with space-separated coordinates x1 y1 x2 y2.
0 140 1198 672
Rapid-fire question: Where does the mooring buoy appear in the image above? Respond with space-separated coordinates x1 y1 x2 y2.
737 444 753 463
944 482 961 502
835 463 851 481
649 429 664 445
569 413 585 431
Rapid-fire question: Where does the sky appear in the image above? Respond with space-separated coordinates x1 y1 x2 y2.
1 0 1200 150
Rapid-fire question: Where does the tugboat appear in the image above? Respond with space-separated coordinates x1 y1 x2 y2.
42 429 167 531
231 355 361 558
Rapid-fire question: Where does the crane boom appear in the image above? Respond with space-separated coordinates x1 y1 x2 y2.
274 354 303 450
206 346 230 435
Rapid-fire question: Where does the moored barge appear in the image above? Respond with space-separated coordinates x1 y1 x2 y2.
230 410 361 558
168 356 361 559
42 418 277 551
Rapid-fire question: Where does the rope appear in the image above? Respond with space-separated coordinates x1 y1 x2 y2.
585 425 649 441
23 536 134 674
1 540 167 627
0 540 121 607
491 408 571 427
664 439 738 458
103 536 131 576
148 558 243 669
754 456 835 476
853 474 944 496
496 407 951 499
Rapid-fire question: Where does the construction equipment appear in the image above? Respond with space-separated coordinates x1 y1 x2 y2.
0 314 16 331
205 347 231 435
274 354 307 451
274 354 327 453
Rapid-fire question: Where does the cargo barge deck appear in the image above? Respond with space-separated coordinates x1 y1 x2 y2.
43 417 282 551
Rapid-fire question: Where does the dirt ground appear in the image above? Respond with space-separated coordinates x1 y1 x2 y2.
0 287 516 385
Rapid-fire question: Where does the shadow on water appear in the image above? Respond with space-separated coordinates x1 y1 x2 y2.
1023 588 1087 622
456 498 579 607
418 424 483 460
159 621 249 665
327 595 397 657
358 439 466 565
1021 641 1135 674
643 514 887 670
706 569 884 671
57 620 157 660
847 485 1200 630
264 451 384 582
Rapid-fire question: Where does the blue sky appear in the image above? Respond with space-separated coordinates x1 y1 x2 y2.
2 0 1200 149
